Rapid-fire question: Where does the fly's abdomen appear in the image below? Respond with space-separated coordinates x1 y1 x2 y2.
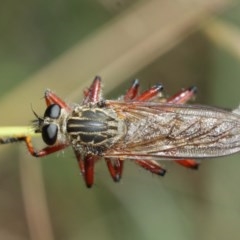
66 107 125 154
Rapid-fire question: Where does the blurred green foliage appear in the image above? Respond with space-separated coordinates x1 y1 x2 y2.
0 0 112 95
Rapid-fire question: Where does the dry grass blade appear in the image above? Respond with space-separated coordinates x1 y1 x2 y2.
0 127 37 137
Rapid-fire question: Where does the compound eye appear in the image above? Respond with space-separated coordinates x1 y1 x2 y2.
42 124 58 145
44 104 61 119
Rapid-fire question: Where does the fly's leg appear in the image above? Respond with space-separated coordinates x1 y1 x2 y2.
74 150 97 188
105 158 124 182
167 86 197 104
135 160 166 176
135 83 164 101
82 76 102 104
44 89 71 111
175 159 199 169
73 150 87 182
124 79 140 101
0 136 67 157
166 86 199 169
45 76 102 108
83 155 96 188
124 79 163 102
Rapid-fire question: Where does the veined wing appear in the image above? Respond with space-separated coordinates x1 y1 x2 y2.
103 101 240 160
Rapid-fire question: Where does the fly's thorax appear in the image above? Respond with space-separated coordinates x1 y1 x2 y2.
66 105 126 155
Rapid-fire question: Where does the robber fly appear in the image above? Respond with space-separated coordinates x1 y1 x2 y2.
1 76 240 188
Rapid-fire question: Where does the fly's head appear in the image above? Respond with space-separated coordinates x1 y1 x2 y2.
32 104 69 146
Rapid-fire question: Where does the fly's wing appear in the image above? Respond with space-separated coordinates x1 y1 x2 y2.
104 101 240 160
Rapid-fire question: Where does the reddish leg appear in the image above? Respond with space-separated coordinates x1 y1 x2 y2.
175 159 199 169
74 150 98 188
0 135 68 157
83 155 97 188
135 160 166 176
124 79 139 101
167 86 197 104
44 89 71 111
135 83 163 101
74 151 86 183
166 86 199 169
105 158 124 182
82 76 102 104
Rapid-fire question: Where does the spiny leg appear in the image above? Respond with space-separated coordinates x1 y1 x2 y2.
124 79 140 101
175 159 199 170
83 155 97 188
135 160 166 176
74 150 98 188
167 86 197 104
105 158 124 182
44 89 71 111
135 83 163 101
73 150 86 184
82 76 102 104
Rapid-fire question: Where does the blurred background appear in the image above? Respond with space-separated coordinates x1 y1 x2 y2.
0 0 240 239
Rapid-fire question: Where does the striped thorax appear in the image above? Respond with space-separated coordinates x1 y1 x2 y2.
67 105 126 155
